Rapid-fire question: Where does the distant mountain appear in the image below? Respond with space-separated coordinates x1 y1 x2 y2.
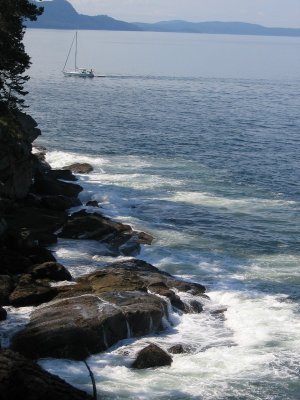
26 0 141 31
26 0 300 37
135 20 300 37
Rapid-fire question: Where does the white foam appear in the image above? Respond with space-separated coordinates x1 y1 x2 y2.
169 191 296 212
45 150 108 171
0 306 34 348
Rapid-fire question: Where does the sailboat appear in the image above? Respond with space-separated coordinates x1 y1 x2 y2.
62 32 94 78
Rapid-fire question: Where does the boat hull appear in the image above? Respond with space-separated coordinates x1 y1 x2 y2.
63 70 94 78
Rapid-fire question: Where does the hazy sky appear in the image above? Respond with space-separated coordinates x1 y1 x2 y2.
67 0 300 28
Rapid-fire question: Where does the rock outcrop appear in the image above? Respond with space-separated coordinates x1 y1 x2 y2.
11 259 207 360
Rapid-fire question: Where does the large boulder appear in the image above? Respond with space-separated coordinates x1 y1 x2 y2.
132 344 172 369
0 349 93 400
11 292 165 360
63 163 93 174
12 290 166 360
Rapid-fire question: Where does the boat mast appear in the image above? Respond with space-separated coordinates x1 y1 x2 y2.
62 32 76 72
75 31 78 70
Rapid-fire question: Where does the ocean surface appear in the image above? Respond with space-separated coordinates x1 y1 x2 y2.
7 30 300 399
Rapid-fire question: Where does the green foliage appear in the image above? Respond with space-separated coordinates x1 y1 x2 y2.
0 0 43 111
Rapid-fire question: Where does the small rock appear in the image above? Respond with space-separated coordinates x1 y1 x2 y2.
63 163 93 174
132 344 172 369
137 231 154 245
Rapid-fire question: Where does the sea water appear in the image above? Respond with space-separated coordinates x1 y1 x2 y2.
14 30 300 399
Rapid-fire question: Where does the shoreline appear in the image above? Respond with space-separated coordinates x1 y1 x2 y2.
0 111 214 398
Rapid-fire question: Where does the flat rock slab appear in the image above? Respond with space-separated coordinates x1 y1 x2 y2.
0 349 93 400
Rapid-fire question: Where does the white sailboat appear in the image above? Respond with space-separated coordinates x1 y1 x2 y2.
63 32 94 78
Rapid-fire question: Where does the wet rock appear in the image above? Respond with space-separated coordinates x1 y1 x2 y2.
132 344 172 369
0 348 93 400
27 262 72 282
12 295 126 359
59 210 140 255
9 274 57 307
0 275 14 305
0 306 7 321
59 210 154 256
41 195 81 211
137 231 154 245
188 300 204 313
32 174 83 198
59 210 132 240
11 288 166 360
148 282 186 312
45 169 77 181
63 163 93 174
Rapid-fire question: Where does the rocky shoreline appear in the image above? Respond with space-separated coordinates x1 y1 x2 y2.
0 112 210 399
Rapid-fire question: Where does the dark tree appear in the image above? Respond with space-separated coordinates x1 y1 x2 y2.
0 0 43 110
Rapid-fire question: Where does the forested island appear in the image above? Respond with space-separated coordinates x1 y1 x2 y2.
27 0 300 37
